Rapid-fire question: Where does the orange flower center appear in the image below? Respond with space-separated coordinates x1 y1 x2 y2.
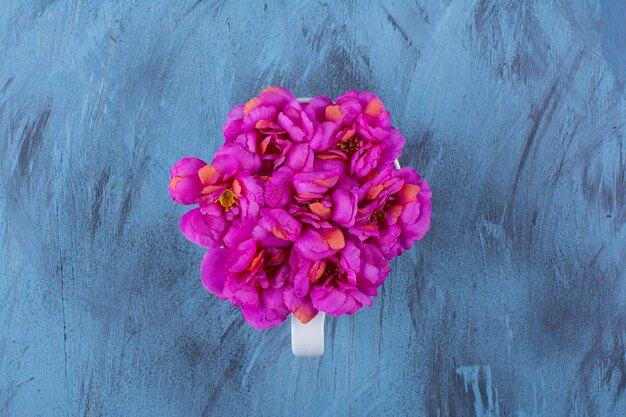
312 261 339 285
369 210 385 223
216 188 238 211
369 202 392 223
337 136 360 157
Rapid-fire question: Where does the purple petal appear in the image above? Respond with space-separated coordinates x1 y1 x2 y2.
222 219 255 249
309 121 339 151
339 240 361 276
331 187 357 227
170 157 207 178
212 144 261 175
201 249 230 298
264 167 295 208
294 227 344 260
242 105 279 130
293 170 340 196
228 239 257 272
259 208 302 241
285 143 314 172
179 207 227 248
261 286 287 310
222 104 244 141
283 287 318 324
304 96 333 122
310 286 357 316
277 110 305 142
241 305 288 330
168 157 207 205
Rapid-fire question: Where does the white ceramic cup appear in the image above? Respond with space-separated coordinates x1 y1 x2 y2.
291 312 326 356
290 98 400 357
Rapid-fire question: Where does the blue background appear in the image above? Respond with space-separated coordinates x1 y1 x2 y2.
1 1 625 416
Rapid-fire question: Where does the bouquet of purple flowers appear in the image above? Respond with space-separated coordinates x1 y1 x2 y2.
169 87 431 329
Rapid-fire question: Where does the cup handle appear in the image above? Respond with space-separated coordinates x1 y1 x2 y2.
291 312 325 356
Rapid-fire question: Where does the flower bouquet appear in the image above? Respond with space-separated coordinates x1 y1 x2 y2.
168 87 431 353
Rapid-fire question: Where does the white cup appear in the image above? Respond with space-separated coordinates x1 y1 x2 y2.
291 312 325 356
290 98 400 356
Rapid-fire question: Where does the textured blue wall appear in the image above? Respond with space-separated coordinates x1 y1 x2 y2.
1 1 625 416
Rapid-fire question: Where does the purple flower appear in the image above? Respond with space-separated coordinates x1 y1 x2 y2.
179 206 229 249
222 86 316 175
288 175 358 230
293 169 341 199
201 224 292 329
355 166 432 259
263 166 295 208
305 91 404 178
282 286 317 324
169 87 432 330
294 226 346 260
171 145 264 248
168 157 209 205
258 208 302 242
290 238 390 316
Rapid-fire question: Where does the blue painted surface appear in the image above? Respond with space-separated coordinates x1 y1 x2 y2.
1 1 625 416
